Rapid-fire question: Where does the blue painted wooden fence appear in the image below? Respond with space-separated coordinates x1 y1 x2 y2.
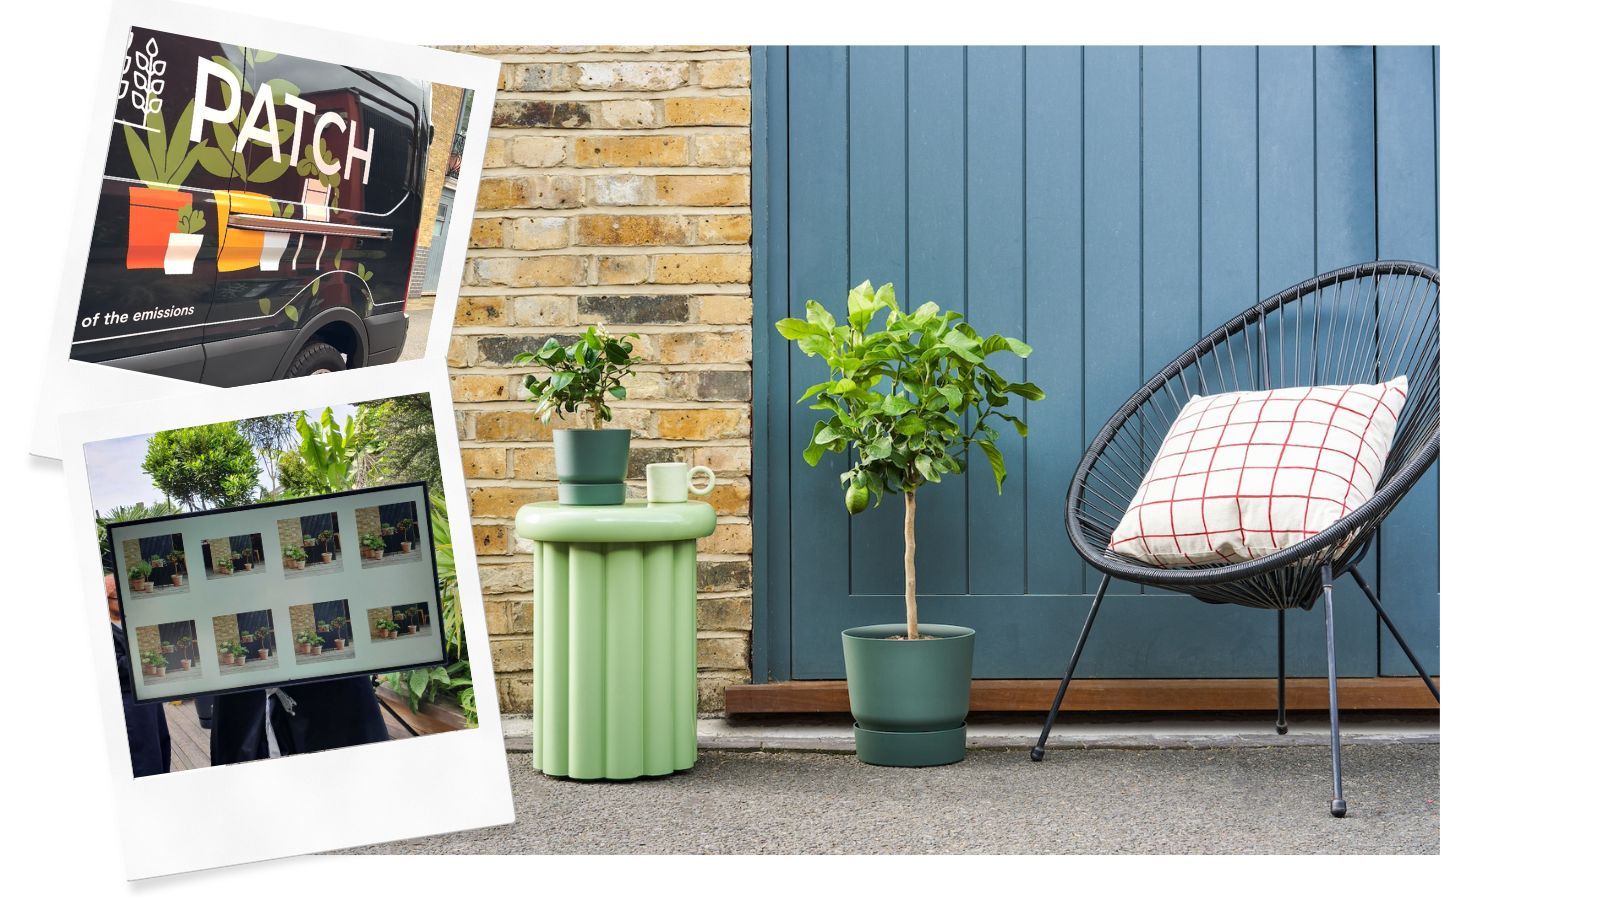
752 46 1439 682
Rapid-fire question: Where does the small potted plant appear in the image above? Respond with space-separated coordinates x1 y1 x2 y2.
171 549 186 577
514 325 640 506
398 518 414 553
295 631 311 656
318 530 335 564
234 643 248 667
129 562 152 592
219 644 234 665
149 653 167 678
308 634 324 656
140 651 155 676
176 636 193 669
331 616 348 649
215 557 233 576
254 627 272 659
166 203 207 274
776 280 1042 767
361 533 385 560
282 546 307 569
241 548 256 571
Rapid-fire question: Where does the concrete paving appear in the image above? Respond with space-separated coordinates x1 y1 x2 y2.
349 725 1439 855
397 303 430 363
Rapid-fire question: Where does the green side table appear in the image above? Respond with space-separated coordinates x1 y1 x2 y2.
515 500 716 780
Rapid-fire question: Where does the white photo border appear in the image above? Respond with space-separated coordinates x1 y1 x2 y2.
31 0 498 459
60 359 512 879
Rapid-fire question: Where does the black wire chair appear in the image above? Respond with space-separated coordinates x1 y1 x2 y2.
1030 260 1441 817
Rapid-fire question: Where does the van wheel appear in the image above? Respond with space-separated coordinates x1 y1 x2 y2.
283 341 347 377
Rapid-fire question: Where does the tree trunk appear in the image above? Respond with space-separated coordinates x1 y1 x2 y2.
589 399 603 429
904 489 919 640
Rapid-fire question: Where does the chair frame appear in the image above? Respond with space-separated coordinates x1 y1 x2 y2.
1029 260 1441 817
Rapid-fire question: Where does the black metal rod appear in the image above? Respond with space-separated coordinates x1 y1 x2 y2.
1322 564 1347 817
1031 574 1110 762
1347 568 1440 703
1276 609 1288 735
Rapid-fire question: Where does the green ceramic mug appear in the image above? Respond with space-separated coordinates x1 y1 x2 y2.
646 462 715 503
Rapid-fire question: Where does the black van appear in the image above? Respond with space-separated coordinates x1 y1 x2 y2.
71 26 429 384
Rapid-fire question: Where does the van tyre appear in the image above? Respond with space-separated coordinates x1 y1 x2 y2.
284 341 347 377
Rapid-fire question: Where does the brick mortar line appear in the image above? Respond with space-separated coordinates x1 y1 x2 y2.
470 51 749 63
482 166 749 177
470 206 753 217
465 246 751 259
455 285 750 297
487 126 751 137
494 89 749 101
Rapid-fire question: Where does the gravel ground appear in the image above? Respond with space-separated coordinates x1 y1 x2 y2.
347 744 1439 855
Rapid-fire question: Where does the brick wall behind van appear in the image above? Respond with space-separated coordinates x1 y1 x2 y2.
447 46 753 715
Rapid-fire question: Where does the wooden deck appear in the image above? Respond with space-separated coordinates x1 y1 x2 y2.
163 696 416 772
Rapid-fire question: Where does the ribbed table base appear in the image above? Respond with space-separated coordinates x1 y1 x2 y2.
533 539 699 780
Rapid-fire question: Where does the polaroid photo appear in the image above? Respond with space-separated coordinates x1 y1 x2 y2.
61 361 512 878
31 0 497 458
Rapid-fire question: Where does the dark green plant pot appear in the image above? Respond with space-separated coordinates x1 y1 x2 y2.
841 623 975 767
553 428 631 505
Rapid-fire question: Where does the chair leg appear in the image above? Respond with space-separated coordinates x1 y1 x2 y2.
1275 609 1289 734
1321 563 1347 818
1030 574 1109 762
1347 568 1440 703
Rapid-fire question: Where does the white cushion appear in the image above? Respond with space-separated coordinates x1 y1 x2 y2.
1107 376 1408 567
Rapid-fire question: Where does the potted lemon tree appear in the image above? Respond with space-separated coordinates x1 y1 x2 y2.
776 280 1042 767
514 325 640 506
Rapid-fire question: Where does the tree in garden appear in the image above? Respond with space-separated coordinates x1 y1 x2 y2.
95 500 180 571
239 413 297 495
141 424 261 511
358 393 441 489
280 407 379 496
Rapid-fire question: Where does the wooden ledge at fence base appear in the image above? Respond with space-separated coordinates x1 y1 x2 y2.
724 678 1442 715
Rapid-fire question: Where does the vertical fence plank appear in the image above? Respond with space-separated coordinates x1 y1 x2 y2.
1376 44 1441 676
905 46 970 596
845 46 911 597
1023 46 1085 598
966 46 1028 596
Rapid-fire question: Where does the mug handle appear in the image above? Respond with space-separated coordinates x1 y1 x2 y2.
688 465 716 496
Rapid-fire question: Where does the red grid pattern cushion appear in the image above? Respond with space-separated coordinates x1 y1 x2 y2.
1108 376 1409 568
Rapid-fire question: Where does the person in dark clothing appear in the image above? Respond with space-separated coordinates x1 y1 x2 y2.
208 677 390 765
108 573 171 777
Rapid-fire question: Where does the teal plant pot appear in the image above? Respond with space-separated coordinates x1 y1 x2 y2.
841 623 975 767
553 428 631 506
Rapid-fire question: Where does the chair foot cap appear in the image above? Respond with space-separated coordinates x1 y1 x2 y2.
1331 799 1348 818
1029 746 1045 762
1275 724 1289 735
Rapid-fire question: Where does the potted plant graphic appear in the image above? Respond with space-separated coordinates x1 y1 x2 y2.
282 545 307 569
234 642 248 667
121 72 210 273
361 533 385 560
149 653 167 678
129 562 152 592
398 518 415 553
254 627 272 659
308 634 325 656
140 651 155 676
515 326 641 506
318 530 336 564
163 203 207 275
176 636 193 669
259 199 297 272
219 643 234 665
295 631 312 656
331 616 348 650
776 280 1042 767
215 557 233 576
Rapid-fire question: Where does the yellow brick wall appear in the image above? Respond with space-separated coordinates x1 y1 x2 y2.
355 506 382 541
134 625 161 656
367 606 394 639
289 604 316 641
212 615 240 649
447 46 754 715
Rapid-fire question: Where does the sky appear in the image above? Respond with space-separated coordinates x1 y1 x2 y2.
83 403 361 514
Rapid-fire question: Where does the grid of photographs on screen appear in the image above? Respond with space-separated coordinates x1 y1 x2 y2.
110 483 444 702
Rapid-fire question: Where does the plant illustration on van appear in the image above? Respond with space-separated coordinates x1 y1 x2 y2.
165 203 207 276
119 34 166 131
258 198 297 275
123 100 210 273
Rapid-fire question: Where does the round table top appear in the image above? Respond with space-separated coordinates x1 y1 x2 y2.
515 500 716 543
